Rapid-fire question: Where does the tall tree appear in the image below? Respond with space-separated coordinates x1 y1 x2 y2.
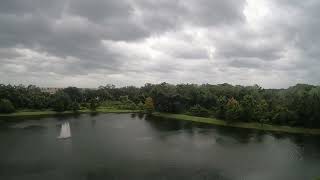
144 97 155 114
225 97 241 123
0 99 15 113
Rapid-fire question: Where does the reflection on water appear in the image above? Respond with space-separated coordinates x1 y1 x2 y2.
0 113 320 180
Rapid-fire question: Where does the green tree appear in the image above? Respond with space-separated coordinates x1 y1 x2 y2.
215 96 227 119
63 87 82 102
51 92 72 112
71 101 80 112
119 95 129 103
307 87 320 127
272 106 298 125
0 99 15 113
189 104 210 117
144 97 155 114
240 95 257 122
255 99 269 125
89 99 99 111
225 97 241 123
137 102 144 110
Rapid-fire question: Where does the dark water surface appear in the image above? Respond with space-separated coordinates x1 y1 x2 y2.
1 113 320 180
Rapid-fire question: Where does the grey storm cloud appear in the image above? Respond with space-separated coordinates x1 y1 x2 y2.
0 0 319 88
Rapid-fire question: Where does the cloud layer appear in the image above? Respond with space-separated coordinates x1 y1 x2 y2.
0 0 319 88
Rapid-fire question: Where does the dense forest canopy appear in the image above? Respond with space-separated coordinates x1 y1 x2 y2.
0 83 320 128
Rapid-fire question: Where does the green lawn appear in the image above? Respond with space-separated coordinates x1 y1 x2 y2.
153 113 320 135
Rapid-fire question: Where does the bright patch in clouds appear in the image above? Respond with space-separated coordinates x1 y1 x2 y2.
244 0 270 29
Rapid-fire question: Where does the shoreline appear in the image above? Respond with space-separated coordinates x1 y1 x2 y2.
0 108 141 118
152 113 320 135
2 110 320 135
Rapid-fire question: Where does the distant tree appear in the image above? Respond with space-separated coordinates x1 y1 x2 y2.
272 106 298 125
119 99 137 110
240 95 257 122
215 96 227 119
137 102 144 110
189 104 210 117
0 99 15 113
71 101 80 112
307 87 320 127
255 99 269 125
51 92 72 112
225 97 241 123
144 97 155 114
2 82 320 128
89 99 99 111
63 87 82 102
119 95 129 103
126 100 137 110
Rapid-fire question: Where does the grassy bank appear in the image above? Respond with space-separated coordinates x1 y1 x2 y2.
153 113 320 135
0 108 140 118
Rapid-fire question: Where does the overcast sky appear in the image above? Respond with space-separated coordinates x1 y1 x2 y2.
0 0 320 88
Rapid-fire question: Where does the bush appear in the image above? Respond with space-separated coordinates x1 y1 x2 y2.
119 100 137 110
80 103 89 109
137 102 144 110
0 99 15 113
144 97 155 114
51 92 72 112
272 109 298 125
119 95 129 103
89 99 99 111
71 102 80 112
225 97 241 123
188 104 210 117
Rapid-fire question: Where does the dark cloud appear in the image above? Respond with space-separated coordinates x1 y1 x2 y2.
0 0 65 17
68 0 132 22
0 48 21 59
0 0 319 88
133 0 245 31
183 0 245 25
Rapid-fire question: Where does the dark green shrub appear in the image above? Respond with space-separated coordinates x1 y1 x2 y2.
0 99 15 113
188 104 210 117
71 102 80 112
144 97 155 114
225 97 241 123
89 99 99 111
51 92 72 112
137 102 144 110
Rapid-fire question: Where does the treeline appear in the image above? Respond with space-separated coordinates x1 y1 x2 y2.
0 83 320 128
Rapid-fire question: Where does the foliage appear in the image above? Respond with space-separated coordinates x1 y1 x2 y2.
1 83 320 128
119 95 129 103
0 99 15 113
63 87 82 102
240 95 257 122
71 101 80 112
119 100 137 110
215 96 227 119
188 104 210 117
137 102 144 110
144 97 155 114
225 97 241 123
51 92 72 112
89 99 99 111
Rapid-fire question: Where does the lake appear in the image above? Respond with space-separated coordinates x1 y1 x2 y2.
0 113 320 180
